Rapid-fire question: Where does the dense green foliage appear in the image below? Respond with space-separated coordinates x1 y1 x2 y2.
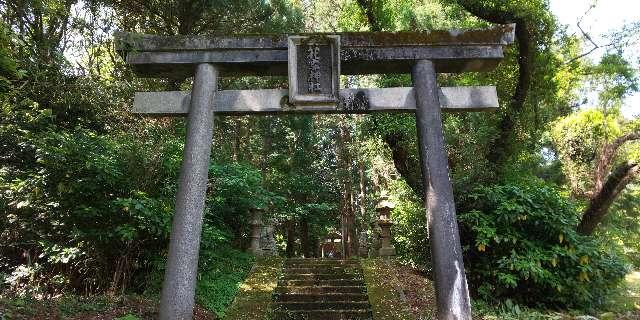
459 182 628 308
603 185 640 268
552 109 639 192
146 244 255 318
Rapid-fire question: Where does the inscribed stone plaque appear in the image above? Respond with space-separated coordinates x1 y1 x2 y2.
288 35 340 106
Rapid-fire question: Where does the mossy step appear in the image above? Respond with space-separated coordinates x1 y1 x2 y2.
278 279 365 287
274 285 367 294
272 259 372 319
284 267 363 275
274 293 369 302
285 259 360 266
274 301 371 311
272 309 373 320
282 273 364 281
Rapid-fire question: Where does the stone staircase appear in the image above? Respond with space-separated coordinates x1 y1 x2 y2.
272 258 373 320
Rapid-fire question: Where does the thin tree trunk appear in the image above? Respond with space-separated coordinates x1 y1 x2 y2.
261 118 272 178
349 188 358 257
231 119 241 161
593 132 640 193
286 220 296 258
359 161 367 218
356 161 367 256
337 122 355 258
300 217 312 258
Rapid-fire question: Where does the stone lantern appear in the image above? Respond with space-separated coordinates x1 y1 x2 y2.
376 196 396 257
249 207 263 256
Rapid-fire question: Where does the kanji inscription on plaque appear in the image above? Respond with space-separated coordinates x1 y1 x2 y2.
288 35 340 105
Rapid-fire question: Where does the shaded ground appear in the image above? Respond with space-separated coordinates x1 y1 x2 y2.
607 271 640 319
392 263 437 320
623 271 640 309
0 295 216 320
364 261 640 320
224 257 284 320
361 258 417 320
1 265 636 320
472 271 640 320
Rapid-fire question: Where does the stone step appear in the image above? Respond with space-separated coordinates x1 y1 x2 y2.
284 261 360 268
278 279 364 287
274 285 367 294
273 259 372 319
282 273 364 281
272 309 373 320
274 301 371 311
274 293 369 302
284 267 363 275
286 259 360 263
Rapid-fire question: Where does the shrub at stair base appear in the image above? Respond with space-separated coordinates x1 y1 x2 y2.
459 181 628 309
146 237 254 318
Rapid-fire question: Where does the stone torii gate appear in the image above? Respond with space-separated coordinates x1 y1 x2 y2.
115 25 514 320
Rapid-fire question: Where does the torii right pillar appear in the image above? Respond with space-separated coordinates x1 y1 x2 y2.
413 59 472 319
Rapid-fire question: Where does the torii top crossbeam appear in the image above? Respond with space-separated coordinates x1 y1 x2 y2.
115 24 514 78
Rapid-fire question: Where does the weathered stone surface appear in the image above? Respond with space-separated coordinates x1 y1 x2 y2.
358 232 369 258
413 60 472 318
132 86 498 115
288 35 340 105
120 47 506 77
376 200 396 258
249 209 263 256
260 222 278 256
159 63 218 320
114 25 514 77
115 25 514 51
273 259 373 320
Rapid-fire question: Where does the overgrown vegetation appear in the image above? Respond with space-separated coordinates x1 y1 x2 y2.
459 182 628 308
225 257 284 320
361 259 415 320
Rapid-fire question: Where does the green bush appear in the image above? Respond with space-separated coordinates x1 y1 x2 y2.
1 123 270 297
459 182 629 308
0 128 178 295
145 237 255 318
388 179 431 271
196 245 255 318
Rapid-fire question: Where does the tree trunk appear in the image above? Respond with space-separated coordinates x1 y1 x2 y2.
384 133 424 197
356 0 384 31
337 121 355 258
261 117 273 178
578 161 639 235
285 220 296 258
453 0 534 172
300 217 312 258
357 161 367 256
349 189 358 257
340 185 355 258
231 118 241 161
593 132 640 192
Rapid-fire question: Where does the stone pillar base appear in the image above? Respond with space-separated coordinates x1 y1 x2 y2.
379 246 396 257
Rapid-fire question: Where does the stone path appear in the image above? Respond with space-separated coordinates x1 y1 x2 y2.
272 258 373 320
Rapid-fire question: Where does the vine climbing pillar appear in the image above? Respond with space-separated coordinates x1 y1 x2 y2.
412 59 472 320
159 63 218 320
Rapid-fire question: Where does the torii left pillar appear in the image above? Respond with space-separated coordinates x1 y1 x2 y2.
159 63 218 320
